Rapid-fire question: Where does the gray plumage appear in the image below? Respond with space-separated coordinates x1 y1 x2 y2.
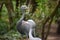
16 5 36 37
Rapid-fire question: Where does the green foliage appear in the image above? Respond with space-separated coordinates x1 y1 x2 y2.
0 20 8 35
56 8 60 18
0 0 59 40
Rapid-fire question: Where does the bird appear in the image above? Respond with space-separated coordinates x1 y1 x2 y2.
16 5 36 39
29 28 41 40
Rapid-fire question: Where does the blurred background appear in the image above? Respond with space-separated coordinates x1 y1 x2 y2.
0 0 60 40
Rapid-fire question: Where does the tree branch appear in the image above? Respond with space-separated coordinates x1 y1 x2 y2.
41 0 60 40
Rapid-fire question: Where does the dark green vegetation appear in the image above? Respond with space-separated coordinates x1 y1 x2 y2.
0 0 60 40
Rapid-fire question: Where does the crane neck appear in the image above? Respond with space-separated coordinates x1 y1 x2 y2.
21 12 25 20
17 11 25 24
20 11 25 21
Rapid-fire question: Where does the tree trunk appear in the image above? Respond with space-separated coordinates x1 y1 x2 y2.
5 0 14 30
56 18 60 34
56 1 60 35
41 0 60 40
31 0 37 13
15 0 20 18
0 0 3 19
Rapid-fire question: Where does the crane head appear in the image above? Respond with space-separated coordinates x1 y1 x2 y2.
21 5 28 12
21 5 29 14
